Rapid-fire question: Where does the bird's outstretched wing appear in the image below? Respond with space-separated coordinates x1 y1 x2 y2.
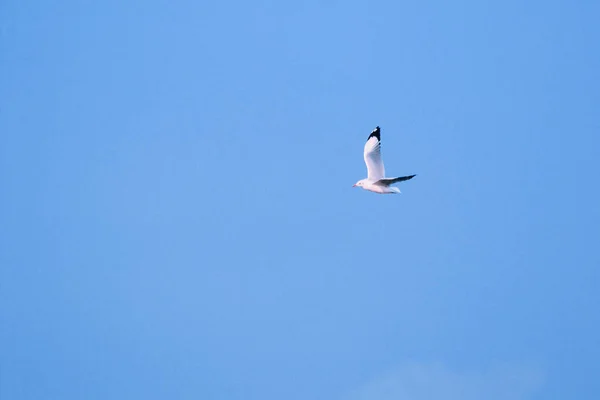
376 174 417 186
364 126 385 180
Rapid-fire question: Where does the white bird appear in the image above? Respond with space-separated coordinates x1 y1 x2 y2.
353 126 416 194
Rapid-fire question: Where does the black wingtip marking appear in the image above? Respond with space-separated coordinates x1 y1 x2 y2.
396 174 416 183
368 126 380 141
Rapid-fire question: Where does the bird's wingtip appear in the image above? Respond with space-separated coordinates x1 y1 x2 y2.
368 126 381 141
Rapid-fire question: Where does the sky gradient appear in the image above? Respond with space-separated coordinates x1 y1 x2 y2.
1 0 599 399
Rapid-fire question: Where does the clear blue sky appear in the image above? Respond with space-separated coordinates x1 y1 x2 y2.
1 0 599 399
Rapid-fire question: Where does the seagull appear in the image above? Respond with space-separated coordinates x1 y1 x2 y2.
353 126 416 194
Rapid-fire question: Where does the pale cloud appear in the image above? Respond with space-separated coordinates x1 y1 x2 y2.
348 361 544 400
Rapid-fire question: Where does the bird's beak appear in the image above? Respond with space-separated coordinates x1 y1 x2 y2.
352 184 357 187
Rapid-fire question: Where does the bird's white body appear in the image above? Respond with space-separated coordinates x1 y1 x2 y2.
354 179 401 194
353 126 416 195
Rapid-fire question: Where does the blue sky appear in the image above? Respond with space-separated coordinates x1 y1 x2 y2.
1 0 599 399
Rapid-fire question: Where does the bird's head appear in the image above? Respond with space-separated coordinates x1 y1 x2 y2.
353 179 366 188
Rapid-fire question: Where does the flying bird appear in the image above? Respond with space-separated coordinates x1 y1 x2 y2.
353 126 416 194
